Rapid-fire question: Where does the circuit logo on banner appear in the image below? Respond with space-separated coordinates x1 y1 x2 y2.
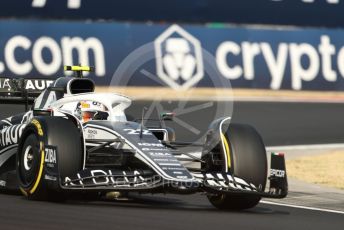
155 25 344 90
0 36 105 77
215 35 340 90
2 21 344 91
154 25 204 90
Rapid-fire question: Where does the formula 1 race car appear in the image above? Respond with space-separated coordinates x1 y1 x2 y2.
0 66 287 210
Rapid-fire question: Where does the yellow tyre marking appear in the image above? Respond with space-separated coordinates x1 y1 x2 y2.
221 133 231 169
29 149 45 195
31 119 43 136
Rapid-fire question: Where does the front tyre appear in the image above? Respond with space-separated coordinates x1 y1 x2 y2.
17 117 83 201
18 133 47 200
206 123 267 210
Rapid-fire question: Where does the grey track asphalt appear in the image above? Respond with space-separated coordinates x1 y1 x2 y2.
0 101 343 230
0 192 343 230
127 100 344 146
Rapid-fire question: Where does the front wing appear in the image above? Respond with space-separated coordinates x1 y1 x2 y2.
46 152 287 199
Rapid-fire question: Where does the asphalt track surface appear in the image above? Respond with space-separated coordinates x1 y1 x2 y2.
0 192 343 230
0 101 343 230
128 100 344 146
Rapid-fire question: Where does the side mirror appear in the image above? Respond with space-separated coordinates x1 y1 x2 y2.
160 112 175 121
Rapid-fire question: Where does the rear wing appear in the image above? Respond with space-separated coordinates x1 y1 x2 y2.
0 78 54 110
0 65 95 110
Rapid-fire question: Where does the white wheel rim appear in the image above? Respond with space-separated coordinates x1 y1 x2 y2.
23 146 33 171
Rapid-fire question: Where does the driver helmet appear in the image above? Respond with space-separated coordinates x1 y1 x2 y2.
75 101 108 122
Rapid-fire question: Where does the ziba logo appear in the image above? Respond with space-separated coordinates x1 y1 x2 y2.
44 146 57 168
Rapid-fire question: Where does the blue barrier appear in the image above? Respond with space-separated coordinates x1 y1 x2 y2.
1 20 344 91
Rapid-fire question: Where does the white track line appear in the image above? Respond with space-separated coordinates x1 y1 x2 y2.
261 201 344 215
179 144 344 215
266 143 344 151
264 143 344 215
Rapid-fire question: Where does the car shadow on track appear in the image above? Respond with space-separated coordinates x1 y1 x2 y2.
64 193 290 215
0 191 289 215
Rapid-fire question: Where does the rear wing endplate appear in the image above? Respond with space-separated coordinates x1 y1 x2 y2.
0 78 54 110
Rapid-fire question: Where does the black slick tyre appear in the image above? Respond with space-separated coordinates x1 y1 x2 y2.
17 117 83 201
207 124 267 210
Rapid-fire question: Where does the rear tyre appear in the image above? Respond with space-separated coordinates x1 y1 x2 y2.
206 124 267 210
17 117 83 201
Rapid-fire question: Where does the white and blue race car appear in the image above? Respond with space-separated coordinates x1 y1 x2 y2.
0 66 287 210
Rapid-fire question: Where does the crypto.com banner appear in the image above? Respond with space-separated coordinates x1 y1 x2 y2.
1 20 344 91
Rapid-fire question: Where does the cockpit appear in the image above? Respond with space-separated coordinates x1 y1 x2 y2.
31 75 131 123
49 93 132 123
74 100 109 122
